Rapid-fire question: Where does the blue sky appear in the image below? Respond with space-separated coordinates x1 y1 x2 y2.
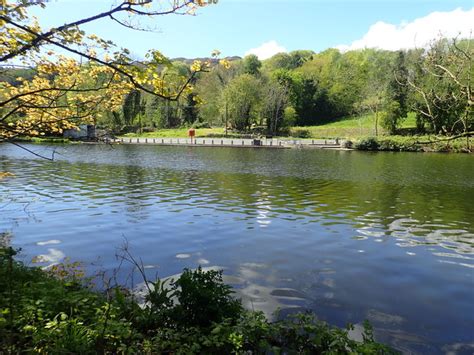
32 0 474 59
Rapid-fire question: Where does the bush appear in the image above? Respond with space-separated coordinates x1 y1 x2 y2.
172 267 242 328
342 139 354 149
355 137 380 150
291 128 311 138
141 126 155 133
193 121 212 129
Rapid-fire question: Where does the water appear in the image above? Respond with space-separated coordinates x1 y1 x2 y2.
1 143 473 354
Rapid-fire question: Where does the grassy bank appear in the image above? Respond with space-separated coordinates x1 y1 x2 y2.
117 113 471 153
9 113 470 153
0 247 396 354
119 114 418 140
290 113 417 139
121 127 230 139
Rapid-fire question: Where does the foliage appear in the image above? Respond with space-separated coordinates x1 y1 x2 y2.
242 54 262 76
221 74 262 131
407 38 473 135
261 80 289 134
382 51 409 133
0 247 398 353
291 128 312 138
0 0 214 141
2 0 470 141
171 267 242 328
354 135 471 153
355 137 380 151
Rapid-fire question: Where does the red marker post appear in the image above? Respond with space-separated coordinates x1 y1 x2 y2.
188 128 196 144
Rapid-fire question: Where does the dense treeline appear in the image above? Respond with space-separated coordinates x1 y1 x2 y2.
93 38 471 137
1 38 472 138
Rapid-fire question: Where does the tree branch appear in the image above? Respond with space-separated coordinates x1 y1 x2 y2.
7 141 57 161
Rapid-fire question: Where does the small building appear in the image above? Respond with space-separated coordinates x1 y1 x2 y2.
63 125 96 140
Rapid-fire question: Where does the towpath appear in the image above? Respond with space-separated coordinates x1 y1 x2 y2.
113 137 342 149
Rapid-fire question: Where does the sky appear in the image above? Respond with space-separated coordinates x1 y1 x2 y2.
31 0 474 60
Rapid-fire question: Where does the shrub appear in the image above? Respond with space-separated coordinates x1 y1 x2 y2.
342 139 354 148
355 137 380 150
292 128 311 138
193 121 212 129
172 267 242 328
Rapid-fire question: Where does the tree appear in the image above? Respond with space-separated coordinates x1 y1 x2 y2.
182 92 199 125
408 38 473 136
264 51 313 72
0 0 215 142
242 54 262 76
356 50 394 136
221 74 261 131
264 53 294 71
195 57 239 128
123 90 143 129
382 51 409 134
261 80 289 135
287 50 314 69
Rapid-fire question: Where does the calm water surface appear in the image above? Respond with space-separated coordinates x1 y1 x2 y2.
1 143 473 354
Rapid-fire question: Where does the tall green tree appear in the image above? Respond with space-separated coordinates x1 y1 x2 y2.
261 81 289 134
182 92 199 125
383 51 409 133
356 50 394 136
221 74 261 131
242 54 262 76
123 90 143 130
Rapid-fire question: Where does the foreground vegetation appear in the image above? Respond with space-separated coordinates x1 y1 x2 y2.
0 247 397 353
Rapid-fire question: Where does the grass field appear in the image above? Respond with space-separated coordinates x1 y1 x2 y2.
121 127 231 138
290 113 417 139
120 113 418 140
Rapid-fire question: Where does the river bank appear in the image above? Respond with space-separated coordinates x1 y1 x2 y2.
7 134 471 153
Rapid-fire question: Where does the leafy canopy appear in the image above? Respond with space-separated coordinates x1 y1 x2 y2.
0 0 217 140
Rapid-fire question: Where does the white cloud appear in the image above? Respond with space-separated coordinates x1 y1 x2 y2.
337 8 474 51
245 40 287 60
